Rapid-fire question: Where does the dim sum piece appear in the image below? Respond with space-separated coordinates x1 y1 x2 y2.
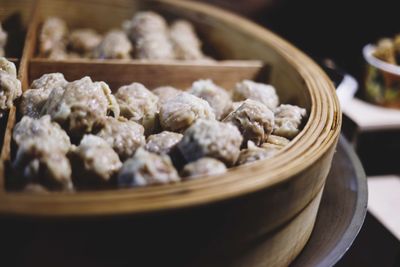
177 119 242 166
273 104 306 139
170 20 205 60
152 86 181 104
260 142 284 153
43 76 119 137
181 157 226 179
261 135 289 155
237 141 277 165
123 11 175 59
92 30 132 59
20 73 68 118
97 117 145 160
189 79 232 120
12 115 72 190
39 17 68 57
31 72 68 90
70 135 122 186
265 134 290 147
159 92 215 132
0 56 16 77
47 42 68 60
13 115 71 151
259 135 290 155
123 11 167 40
224 101 245 118
118 147 180 187
20 88 52 118
233 80 279 110
13 139 73 190
13 140 73 190
41 86 65 115
223 99 274 146
69 28 102 54
115 82 159 134
145 131 183 155
0 59 22 115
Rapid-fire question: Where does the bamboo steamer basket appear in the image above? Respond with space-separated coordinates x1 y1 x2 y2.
0 0 341 266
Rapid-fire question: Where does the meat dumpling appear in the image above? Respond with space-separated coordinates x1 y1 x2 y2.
70 134 122 187
273 104 307 139
145 131 183 155
43 76 120 138
92 30 131 59
123 11 175 60
189 79 232 120
20 73 68 118
0 58 21 116
118 147 180 187
12 115 72 190
176 119 242 166
181 157 226 179
233 80 279 110
97 117 145 160
223 99 274 146
159 92 215 132
115 82 159 135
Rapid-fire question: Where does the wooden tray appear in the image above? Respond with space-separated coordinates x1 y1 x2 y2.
0 135 366 267
0 1 341 266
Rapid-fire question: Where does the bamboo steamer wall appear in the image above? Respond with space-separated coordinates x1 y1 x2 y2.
0 0 341 266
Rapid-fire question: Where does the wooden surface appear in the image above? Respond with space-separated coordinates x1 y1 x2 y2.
0 136 366 267
0 1 341 266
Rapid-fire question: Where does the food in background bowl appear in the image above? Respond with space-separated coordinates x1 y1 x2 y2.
372 36 400 65
364 35 400 108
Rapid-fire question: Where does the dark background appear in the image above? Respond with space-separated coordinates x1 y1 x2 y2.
200 0 400 266
203 0 400 81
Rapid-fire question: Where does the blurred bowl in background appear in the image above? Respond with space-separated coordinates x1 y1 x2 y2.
363 44 400 109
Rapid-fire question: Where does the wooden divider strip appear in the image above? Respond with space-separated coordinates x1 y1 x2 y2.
29 59 268 90
0 0 40 191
